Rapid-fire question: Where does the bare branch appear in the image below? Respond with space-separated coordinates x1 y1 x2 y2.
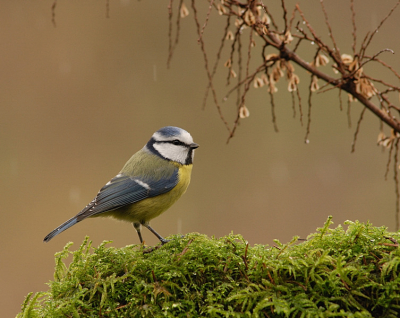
165 0 400 226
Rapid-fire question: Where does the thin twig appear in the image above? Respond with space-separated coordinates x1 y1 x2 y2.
203 17 231 109
296 4 341 67
51 0 57 27
385 140 394 180
292 35 303 53
360 0 400 60
167 0 175 68
268 84 279 133
228 28 256 142
281 0 288 34
236 26 243 110
351 107 367 153
359 49 394 70
320 0 340 57
260 1 279 31
366 75 400 91
350 0 357 55
226 23 243 86
106 0 110 18
291 91 296 118
288 5 297 31
347 97 352 128
191 0 231 133
304 77 313 143
198 0 215 42
362 54 400 81
304 49 322 143
296 87 303 126
223 64 266 101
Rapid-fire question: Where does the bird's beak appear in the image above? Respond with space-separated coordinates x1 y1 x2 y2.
190 143 199 149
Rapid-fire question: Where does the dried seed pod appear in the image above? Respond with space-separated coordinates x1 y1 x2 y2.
288 74 300 92
235 18 242 28
243 10 256 26
315 54 329 67
357 78 377 98
239 105 250 118
226 30 234 41
268 76 278 93
284 31 293 44
272 66 283 82
261 74 269 85
217 4 226 15
310 75 319 92
180 3 189 18
261 14 270 25
253 77 264 88
265 53 278 66
341 54 353 65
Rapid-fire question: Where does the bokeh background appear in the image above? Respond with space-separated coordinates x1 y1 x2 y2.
2 0 400 316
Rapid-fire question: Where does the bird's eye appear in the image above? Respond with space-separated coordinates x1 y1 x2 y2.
172 139 181 145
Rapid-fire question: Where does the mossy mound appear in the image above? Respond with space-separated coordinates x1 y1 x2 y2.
18 217 400 317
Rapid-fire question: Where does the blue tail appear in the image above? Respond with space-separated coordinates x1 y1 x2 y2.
43 217 78 242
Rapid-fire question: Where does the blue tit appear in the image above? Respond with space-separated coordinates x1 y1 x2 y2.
43 126 199 245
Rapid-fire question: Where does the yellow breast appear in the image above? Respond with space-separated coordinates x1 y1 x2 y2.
101 163 193 223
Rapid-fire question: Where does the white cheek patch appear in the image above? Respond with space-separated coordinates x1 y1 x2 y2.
153 143 188 164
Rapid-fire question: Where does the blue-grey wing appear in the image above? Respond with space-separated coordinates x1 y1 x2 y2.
76 169 179 221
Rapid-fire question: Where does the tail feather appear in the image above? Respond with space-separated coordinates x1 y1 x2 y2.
43 217 78 242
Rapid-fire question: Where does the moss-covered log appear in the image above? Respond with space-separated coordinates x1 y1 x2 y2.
18 217 400 317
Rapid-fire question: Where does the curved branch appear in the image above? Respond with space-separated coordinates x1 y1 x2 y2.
282 46 400 133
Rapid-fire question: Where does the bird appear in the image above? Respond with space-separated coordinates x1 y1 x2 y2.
43 126 199 245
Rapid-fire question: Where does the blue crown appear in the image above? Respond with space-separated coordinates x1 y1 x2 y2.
157 126 185 137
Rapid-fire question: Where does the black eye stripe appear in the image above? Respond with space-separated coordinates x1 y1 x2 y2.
157 140 187 147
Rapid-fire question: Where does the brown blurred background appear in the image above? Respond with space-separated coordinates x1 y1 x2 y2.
2 0 400 316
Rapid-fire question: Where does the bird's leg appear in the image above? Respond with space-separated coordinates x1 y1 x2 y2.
133 222 144 244
142 223 170 245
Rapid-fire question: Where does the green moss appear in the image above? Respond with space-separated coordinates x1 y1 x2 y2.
18 218 400 317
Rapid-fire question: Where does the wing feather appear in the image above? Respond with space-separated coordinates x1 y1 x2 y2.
76 169 179 221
